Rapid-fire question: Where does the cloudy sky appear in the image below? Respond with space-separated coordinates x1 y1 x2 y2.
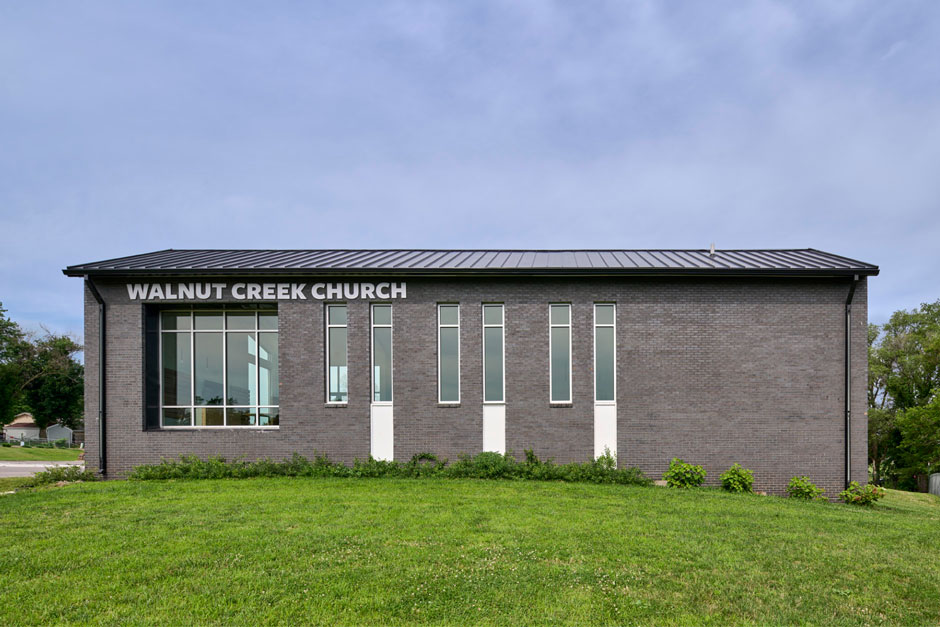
1 1 938 337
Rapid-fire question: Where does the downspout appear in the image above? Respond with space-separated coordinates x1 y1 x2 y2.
85 277 106 476
844 274 859 489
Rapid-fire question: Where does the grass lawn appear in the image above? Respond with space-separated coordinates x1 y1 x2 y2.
2 479 939 625
0 477 33 492
0 446 82 461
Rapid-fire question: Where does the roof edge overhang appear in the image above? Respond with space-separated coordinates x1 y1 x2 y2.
63 267 879 279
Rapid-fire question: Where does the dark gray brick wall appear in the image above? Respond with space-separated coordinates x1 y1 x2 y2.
80 275 868 495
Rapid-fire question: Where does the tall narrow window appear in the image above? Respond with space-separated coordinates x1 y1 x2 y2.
482 304 504 403
326 305 348 403
438 304 460 403
372 304 392 403
594 304 615 402
550 304 571 403
159 307 278 428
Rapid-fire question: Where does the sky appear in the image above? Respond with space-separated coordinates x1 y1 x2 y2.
1 1 939 339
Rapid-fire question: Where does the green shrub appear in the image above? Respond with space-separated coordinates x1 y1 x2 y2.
720 463 754 493
786 476 825 500
1 442 11 447
448 451 516 479
663 458 706 488
128 450 652 487
406 452 447 477
839 481 885 506
27 465 99 486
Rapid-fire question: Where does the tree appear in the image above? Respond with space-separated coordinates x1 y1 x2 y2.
895 393 940 490
0 302 84 429
20 335 84 430
879 302 940 412
0 303 27 424
868 299 940 490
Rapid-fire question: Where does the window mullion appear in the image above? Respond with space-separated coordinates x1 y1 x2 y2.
189 312 195 426
221 317 228 426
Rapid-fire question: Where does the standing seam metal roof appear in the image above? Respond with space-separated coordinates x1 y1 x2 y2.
63 249 879 276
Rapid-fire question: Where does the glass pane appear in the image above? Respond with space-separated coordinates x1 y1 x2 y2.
258 311 278 330
227 407 256 426
595 304 615 325
439 305 458 326
440 326 459 402
194 407 224 426
226 332 257 406
161 332 191 406
328 327 348 402
259 407 279 427
161 311 191 331
483 326 504 402
162 408 191 427
550 305 570 325
194 311 223 330
227 311 255 330
373 305 391 326
595 326 615 401
194 333 224 405
373 326 392 402
258 332 279 406
551 326 571 401
483 305 502 326
328 305 347 326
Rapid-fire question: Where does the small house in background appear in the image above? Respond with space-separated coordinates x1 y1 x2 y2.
46 423 74 446
3 413 40 441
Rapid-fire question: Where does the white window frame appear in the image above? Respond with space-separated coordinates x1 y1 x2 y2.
482 303 505 404
371 304 393 404
159 308 279 429
593 303 616 404
325 304 348 404
549 303 572 404
438 304 461 404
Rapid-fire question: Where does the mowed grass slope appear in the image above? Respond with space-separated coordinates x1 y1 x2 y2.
0 446 82 461
2 479 939 625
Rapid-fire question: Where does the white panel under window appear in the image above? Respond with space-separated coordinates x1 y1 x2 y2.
371 404 394 461
594 404 617 461
483 404 506 454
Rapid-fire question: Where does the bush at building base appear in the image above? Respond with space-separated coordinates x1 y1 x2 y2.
662 457 706 488
128 450 652 486
839 481 886 506
720 463 754 493
786 475 825 500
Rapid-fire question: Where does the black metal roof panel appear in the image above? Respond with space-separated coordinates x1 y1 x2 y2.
63 249 879 277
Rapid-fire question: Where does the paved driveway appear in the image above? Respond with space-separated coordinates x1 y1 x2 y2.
0 461 84 478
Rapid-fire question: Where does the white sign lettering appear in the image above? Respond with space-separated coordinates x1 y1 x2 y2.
125 282 407 301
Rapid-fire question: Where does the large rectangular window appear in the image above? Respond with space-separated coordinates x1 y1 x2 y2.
438 304 460 403
482 304 504 403
160 307 278 428
372 304 392 403
594 304 615 402
326 305 348 403
550 304 571 403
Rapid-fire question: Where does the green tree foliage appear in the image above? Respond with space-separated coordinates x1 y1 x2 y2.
895 394 940 483
0 303 28 424
868 300 940 490
0 302 84 430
